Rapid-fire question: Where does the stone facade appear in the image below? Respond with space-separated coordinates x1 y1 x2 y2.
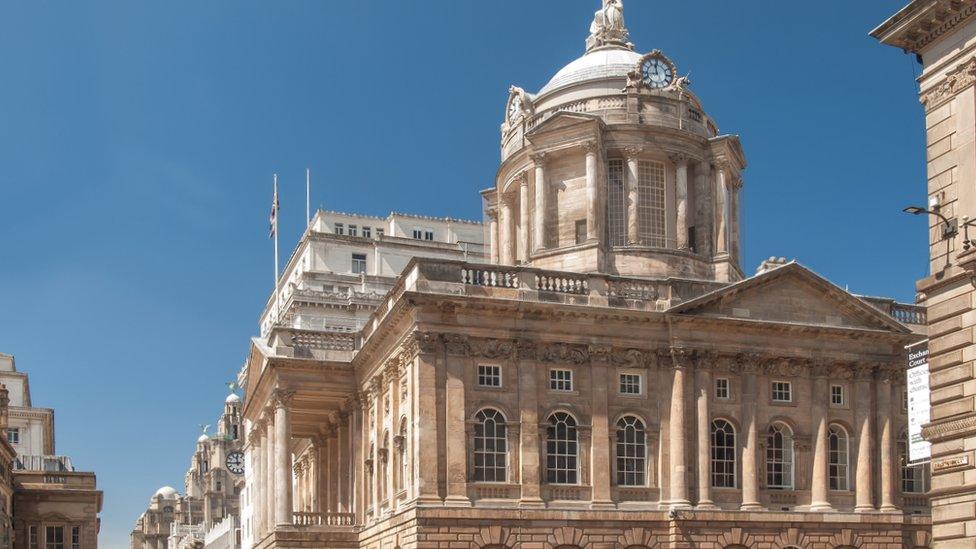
131 392 245 549
238 2 932 548
873 2 976 546
0 353 102 549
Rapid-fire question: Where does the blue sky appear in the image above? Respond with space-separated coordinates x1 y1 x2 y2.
0 1 925 547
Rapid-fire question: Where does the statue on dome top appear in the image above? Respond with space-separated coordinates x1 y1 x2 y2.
587 0 631 51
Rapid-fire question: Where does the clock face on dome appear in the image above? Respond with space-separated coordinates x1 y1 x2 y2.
641 57 674 89
226 451 244 475
508 95 523 122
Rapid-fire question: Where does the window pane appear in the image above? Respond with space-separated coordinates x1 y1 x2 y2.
473 409 507 482
637 160 666 247
546 412 578 485
607 159 626 246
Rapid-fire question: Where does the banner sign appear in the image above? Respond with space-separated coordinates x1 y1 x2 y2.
906 340 931 464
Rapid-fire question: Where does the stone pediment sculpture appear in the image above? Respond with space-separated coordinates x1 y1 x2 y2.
587 0 632 51
669 262 911 333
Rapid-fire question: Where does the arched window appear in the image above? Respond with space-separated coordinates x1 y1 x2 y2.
474 409 507 482
899 430 927 494
828 425 849 491
546 412 579 485
711 419 736 488
766 423 794 490
615 416 646 486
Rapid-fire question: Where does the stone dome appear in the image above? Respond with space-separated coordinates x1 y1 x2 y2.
154 486 179 499
197 434 209 444
537 46 641 97
225 393 240 404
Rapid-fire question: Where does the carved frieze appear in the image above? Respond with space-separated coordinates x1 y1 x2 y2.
539 343 589 364
921 56 976 110
471 338 516 360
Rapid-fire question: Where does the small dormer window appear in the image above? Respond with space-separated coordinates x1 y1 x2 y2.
335 223 345 235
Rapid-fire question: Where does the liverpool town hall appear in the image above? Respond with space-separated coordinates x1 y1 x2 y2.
238 2 933 548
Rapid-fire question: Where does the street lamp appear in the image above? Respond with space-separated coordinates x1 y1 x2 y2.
903 205 958 270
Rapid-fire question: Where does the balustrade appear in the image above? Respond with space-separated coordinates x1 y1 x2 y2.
461 266 519 288
291 512 356 527
536 272 588 295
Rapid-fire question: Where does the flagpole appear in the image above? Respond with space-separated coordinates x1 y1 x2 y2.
273 174 281 325
306 168 311 226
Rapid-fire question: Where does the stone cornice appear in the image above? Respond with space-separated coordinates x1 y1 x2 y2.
873 1 976 55
922 412 976 442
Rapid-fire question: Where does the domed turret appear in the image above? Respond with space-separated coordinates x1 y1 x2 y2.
225 393 240 404
154 486 179 500
488 0 745 283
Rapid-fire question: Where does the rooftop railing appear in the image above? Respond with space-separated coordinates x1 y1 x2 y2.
13 455 73 472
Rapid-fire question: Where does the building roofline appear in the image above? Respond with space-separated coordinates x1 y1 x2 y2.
872 0 976 53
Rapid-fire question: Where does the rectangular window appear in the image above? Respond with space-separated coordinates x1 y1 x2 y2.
687 225 697 252
549 369 573 392
619 373 641 395
830 385 844 406
477 365 501 388
715 378 730 400
71 527 80 549
412 229 423 240
607 159 626 246
637 160 666 247
362 226 372 238
424 230 434 241
574 220 587 245
7 428 18 444
45 526 64 549
351 253 367 275
377 228 385 238
334 223 345 235
348 225 358 237
771 381 792 403
29 526 37 549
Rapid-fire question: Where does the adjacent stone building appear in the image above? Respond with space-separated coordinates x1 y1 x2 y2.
131 391 245 549
0 353 103 549
239 2 933 548
873 1 976 546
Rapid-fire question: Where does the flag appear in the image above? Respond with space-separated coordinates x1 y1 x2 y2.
269 179 279 238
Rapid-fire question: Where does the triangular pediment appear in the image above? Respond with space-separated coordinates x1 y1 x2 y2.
525 111 602 140
669 263 909 333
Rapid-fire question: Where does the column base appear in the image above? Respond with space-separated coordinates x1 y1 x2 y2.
518 497 546 509
854 505 877 513
740 502 762 512
696 501 717 510
809 502 833 512
879 504 899 513
669 500 692 510
413 494 443 507
443 495 472 507
590 500 616 510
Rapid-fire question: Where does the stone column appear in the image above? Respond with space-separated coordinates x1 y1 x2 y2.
810 367 831 511
695 363 715 508
878 368 897 512
694 161 709 254
487 208 499 265
715 162 729 255
589 347 614 508
625 148 641 245
740 366 760 511
265 411 276 531
672 154 690 249
274 391 295 526
338 410 351 513
387 367 401 507
444 349 471 506
311 439 322 513
532 154 547 252
517 341 544 507
669 350 691 509
413 334 442 504
250 425 264 538
518 174 530 263
370 378 383 512
500 197 514 265
854 366 875 512
584 141 600 241
326 429 337 512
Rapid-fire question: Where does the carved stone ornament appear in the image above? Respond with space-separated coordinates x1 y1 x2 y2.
443 334 471 356
506 85 534 124
670 347 697 370
271 389 296 410
587 0 631 52
589 345 613 364
409 331 441 355
611 348 646 368
921 56 976 110
471 338 516 360
515 339 538 361
540 343 589 364
854 363 876 380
